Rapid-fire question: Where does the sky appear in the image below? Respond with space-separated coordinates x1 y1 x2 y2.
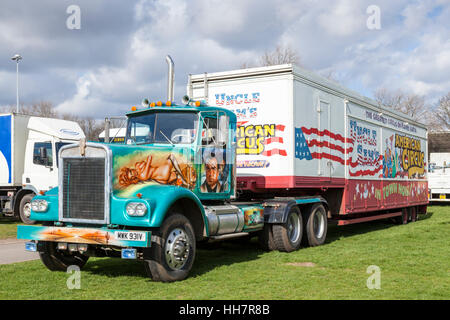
0 0 449 118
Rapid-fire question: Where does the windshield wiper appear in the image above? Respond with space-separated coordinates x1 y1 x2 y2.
159 130 174 146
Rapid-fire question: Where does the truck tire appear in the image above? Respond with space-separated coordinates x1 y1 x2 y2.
145 214 196 282
19 194 37 225
258 224 275 251
272 206 303 252
394 208 408 225
303 203 328 247
38 241 89 271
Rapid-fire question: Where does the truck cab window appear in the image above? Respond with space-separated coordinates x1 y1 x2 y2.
33 142 53 167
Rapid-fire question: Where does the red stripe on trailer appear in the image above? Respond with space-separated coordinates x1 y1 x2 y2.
307 139 353 154
265 137 284 144
301 127 353 144
262 148 287 156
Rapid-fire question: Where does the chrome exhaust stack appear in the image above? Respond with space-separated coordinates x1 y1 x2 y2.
166 55 174 101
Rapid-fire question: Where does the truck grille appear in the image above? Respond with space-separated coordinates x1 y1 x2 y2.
62 158 106 222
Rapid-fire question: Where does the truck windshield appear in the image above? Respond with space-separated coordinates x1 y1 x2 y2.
126 112 198 145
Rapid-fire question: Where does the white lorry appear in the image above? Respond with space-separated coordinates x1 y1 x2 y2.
428 152 450 202
0 113 85 224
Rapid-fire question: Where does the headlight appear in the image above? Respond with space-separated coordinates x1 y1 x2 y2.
31 200 48 212
126 202 147 217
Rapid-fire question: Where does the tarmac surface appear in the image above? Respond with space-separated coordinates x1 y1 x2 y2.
0 239 39 265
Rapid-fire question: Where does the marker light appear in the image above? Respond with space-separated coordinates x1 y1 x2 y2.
195 101 201 107
150 102 155 107
131 106 137 111
157 101 163 107
166 100 172 106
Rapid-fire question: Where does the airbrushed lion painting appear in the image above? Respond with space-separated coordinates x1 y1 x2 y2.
112 148 197 196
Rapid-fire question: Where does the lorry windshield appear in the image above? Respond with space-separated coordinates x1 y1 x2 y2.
126 112 198 145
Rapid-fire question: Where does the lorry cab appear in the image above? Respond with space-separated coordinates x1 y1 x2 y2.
23 117 85 193
121 102 237 201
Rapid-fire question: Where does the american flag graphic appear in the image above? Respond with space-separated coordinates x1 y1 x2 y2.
295 126 382 177
295 127 353 165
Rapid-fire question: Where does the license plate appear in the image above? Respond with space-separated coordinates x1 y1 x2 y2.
114 231 146 242
440 194 446 199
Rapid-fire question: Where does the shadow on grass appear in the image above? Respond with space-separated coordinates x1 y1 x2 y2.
0 217 20 225
81 239 264 280
69 210 439 279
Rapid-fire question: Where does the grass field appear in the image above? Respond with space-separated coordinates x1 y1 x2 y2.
0 218 20 240
0 205 449 300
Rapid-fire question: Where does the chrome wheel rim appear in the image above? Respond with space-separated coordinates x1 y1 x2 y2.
23 202 31 218
287 212 301 243
165 228 190 270
313 210 325 239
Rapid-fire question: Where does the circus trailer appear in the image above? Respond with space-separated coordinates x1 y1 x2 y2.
17 59 428 283
188 64 428 223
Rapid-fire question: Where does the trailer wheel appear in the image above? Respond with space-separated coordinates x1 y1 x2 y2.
145 214 196 282
38 241 89 271
258 224 275 251
272 206 303 252
19 194 37 225
303 203 328 247
394 208 408 225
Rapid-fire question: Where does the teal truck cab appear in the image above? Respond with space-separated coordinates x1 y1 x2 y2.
17 100 327 282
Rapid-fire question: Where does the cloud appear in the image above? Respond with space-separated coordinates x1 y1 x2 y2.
0 0 448 118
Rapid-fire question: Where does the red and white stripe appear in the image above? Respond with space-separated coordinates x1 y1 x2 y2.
301 127 353 165
262 125 287 157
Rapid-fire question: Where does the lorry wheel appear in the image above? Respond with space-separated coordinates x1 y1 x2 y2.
394 208 409 225
258 224 275 251
272 206 303 252
145 214 196 282
19 194 37 225
38 241 89 271
303 203 328 247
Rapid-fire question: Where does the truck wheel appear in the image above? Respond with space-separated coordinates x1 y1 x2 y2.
258 224 275 251
394 208 409 225
303 203 328 247
272 206 303 252
19 194 37 225
38 241 89 271
145 214 196 282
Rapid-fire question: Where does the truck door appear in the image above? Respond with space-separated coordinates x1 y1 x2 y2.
197 111 234 197
24 141 58 191
319 100 331 180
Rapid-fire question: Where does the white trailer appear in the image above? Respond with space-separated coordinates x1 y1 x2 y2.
188 64 428 221
0 113 85 223
428 152 450 202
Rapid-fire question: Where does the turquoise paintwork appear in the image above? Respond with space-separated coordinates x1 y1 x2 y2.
19 104 240 241
29 193 59 221
110 184 208 234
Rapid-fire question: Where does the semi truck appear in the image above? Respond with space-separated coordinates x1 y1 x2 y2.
0 113 85 224
428 152 450 202
17 61 428 282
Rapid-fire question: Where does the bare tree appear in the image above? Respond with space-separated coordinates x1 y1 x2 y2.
374 88 429 122
260 45 301 66
432 92 450 131
239 45 301 68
